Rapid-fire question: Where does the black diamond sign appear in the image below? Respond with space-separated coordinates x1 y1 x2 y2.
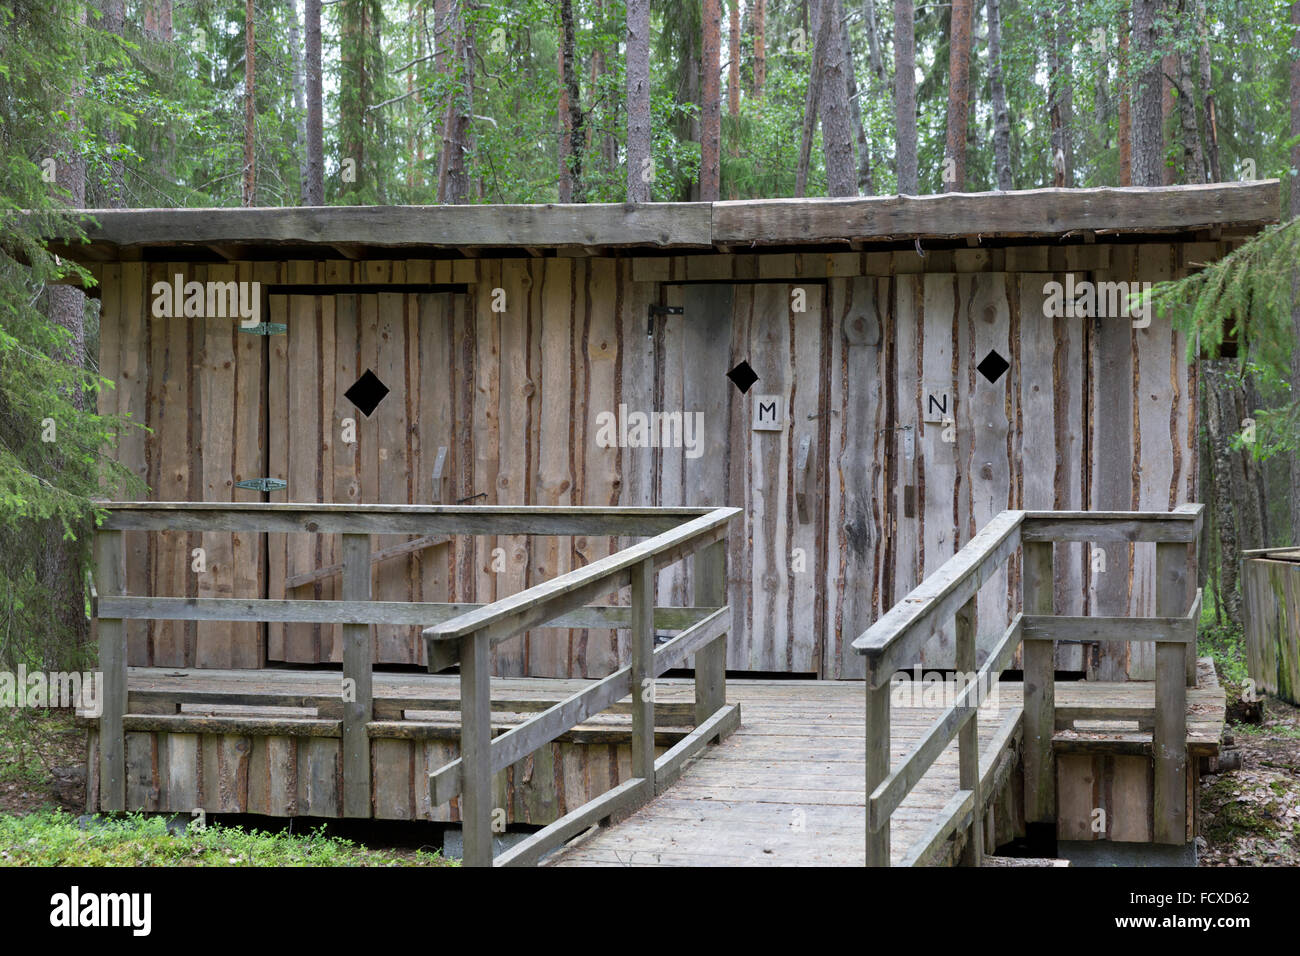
727 360 760 394
976 349 1009 385
344 369 390 417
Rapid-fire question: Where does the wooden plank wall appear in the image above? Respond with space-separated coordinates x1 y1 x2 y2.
98 244 1209 679
97 261 266 669
109 727 655 826
1243 557 1300 704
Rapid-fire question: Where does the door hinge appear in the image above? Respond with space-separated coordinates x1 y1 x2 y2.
238 322 288 336
236 477 287 493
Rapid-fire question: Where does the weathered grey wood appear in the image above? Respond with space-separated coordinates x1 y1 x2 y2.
457 630 494 866
98 501 715 535
1022 540 1055 827
123 714 340 736
865 680 891 866
341 534 372 817
955 597 982 866
94 530 126 812
99 596 717 630
854 510 1025 685
1021 614 1195 644
631 558 655 783
494 777 654 868
651 607 732 677
869 704 974 828
711 182 1278 245
653 703 741 794
423 508 737 644
1021 508 1203 543
61 202 715 253
1154 541 1190 844
899 789 976 867
428 665 634 804
692 539 728 728
284 534 450 590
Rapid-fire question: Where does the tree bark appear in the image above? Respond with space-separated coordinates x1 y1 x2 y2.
1045 0 1073 186
754 0 766 98
438 1 471 204
1119 20 1132 186
795 0 824 197
1197 0 1220 181
560 0 584 201
625 0 652 202
817 0 857 196
729 0 741 119
1290 0 1300 546
304 0 324 204
844 1 873 194
987 0 1012 189
1131 0 1164 187
243 0 256 205
288 0 311 203
893 0 918 193
943 0 974 192
701 0 722 201
1176 46 1205 183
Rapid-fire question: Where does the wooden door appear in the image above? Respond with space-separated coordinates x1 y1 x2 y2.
659 283 830 675
266 283 465 665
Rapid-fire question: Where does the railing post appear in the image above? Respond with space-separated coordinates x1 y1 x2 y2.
630 557 655 783
955 595 982 865
1154 541 1189 845
693 538 726 731
94 529 126 812
865 676 891 866
341 532 373 818
459 628 493 866
1022 540 1055 837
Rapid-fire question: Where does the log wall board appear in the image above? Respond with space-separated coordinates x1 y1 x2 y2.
95 238 1226 680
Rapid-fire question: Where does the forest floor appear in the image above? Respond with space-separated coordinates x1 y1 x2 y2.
0 711 453 866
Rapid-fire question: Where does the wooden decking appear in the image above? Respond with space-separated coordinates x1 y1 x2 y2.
551 675 1225 866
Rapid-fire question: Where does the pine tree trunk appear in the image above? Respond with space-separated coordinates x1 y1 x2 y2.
560 0 584 201
1290 0 1300 546
1131 0 1164 186
893 0 918 193
625 0 652 202
700 0 722 201
754 0 766 98
943 0 974 192
304 0 324 204
288 0 311 203
438 1 471 204
729 0 741 120
987 0 1012 189
795 0 823 197
1119 21 1132 186
243 0 256 205
818 0 857 196
1197 0 1220 181
843 2 872 194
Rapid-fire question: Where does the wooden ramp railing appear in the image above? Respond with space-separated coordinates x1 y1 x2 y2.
90 502 741 867
853 506 1204 866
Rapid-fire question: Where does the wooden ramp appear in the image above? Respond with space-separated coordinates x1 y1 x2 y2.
550 677 1225 866
551 679 1023 866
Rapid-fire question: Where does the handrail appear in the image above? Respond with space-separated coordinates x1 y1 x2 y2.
90 501 742 862
423 505 741 867
856 505 1204 866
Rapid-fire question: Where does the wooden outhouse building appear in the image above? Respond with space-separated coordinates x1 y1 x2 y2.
47 184 1273 864
59 182 1276 685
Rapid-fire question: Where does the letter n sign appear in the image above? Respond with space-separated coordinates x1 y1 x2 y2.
753 394 784 431
922 381 952 424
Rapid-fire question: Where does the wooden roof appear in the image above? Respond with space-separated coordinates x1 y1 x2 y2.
46 180 1278 263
